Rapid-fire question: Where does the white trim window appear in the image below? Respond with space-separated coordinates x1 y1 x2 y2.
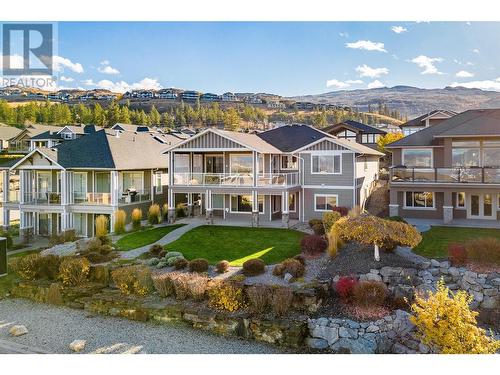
456 192 466 209
73 172 87 202
405 191 435 209
122 171 144 192
281 155 298 170
314 194 338 212
230 194 252 213
402 149 433 168
230 154 253 174
155 173 163 194
311 153 341 174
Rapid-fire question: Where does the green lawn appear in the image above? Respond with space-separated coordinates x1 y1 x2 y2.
115 224 185 251
413 226 500 258
164 225 305 266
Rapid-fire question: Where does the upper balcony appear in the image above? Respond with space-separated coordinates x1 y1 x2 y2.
22 191 62 205
173 172 300 188
390 167 500 184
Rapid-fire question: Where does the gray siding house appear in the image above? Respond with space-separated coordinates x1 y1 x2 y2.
164 124 382 225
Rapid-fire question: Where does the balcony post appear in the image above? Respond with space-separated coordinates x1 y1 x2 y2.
205 189 213 224
110 170 119 207
167 188 175 223
251 190 259 227
443 191 453 224
1 171 9 229
389 189 399 217
281 191 289 228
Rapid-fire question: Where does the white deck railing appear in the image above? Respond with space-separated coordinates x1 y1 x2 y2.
173 172 300 187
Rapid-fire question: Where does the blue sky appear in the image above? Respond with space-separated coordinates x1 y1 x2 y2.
6 22 500 95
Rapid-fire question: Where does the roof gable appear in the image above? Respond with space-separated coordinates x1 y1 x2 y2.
174 129 251 151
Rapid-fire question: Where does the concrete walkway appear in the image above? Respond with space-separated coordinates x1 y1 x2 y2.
406 218 500 230
119 221 202 260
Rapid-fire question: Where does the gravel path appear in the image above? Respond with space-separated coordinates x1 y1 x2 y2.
0 299 285 354
120 222 201 260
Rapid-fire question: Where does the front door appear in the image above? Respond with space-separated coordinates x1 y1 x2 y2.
468 192 495 219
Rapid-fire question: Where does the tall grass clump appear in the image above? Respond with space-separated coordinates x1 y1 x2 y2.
131 208 143 230
148 204 161 225
113 209 127 234
95 215 109 238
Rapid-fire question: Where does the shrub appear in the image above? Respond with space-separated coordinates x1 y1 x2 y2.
176 204 186 218
38 254 62 280
410 279 500 354
164 251 183 259
308 219 323 228
9 254 42 280
147 257 160 266
131 208 143 230
80 238 117 264
162 203 169 221
387 216 408 224
216 260 230 273
242 258 265 276
148 204 161 225
332 206 349 217
95 215 109 238
271 287 294 316
158 250 167 258
247 285 271 314
348 205 363 218
464 237 500 266
322 211 341 233
167 255 184 267
149 244 164 257
171 273 189 299
274 258 305 278
448 243 467 266
335 276 358 301
185 273 209 301
47 282 63 305
352 280 388 308
113 210 127 234
174 257 188 270
48 230 77 247
59 257 90 286
293 254 306 265
152 273 175 297
327 229 343 258
89 264 110 285
311 223 325 236
189 258 209 273
300 234 327 256
208 281 245 312
111 265 153 296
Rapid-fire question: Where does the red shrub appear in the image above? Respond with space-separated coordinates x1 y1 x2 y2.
335 276 358 301
332 206 349 217
448 243 467 266
300 235 327 256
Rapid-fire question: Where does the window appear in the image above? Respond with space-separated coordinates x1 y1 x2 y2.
37 171 52 193
452 148 480 167
122 172 143 192
498 194 500 209
314 194 338 211
205 155 223 173
281 155 298 170
456 192 466 208
337 130 357 141
257 195 264 213
482 141 500 167
402 149 433 167
73 213 86 236
311 154 341 174
405 191 434 208
230 194 252 213
174 154 190 173
289 193 296 212
230 154 253 174
73 172 87 201
258 154 264 174
361 134 378 144
95 172 110 193
155 173 163 194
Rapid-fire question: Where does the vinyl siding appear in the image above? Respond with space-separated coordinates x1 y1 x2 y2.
177 132 246 150
300 152 355 186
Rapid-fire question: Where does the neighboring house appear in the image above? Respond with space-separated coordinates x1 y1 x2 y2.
266 101 286 109
8 124 65 154
322 120 387 149
157 90 178 100
1 130 177 238
200 93 220 102
221 92 239 102
387 109 500 224
29 125 102 150
400 109 456 136
181 91 201 102
0 125 22 152
163 124 382 226
111 123 151 133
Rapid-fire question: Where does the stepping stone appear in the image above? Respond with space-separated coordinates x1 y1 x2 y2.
69 340 86 352
9 325 28 337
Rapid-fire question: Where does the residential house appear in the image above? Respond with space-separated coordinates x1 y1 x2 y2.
0 125 22 152
322 120 387 149
163 124 382 226
8 124 65 154
266 101 286 110
221 92 239 102
181 91 200 102
1 129 176 238
29 125 102 150
387 109 500 224
158 90 178 100
200 93 220 102
111 123 151 133
400 109 456 136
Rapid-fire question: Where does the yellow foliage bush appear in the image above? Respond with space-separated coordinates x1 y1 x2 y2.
113 210 127 234
148 204 161 225
131 208 143 230
111 265 153 296
95 215 109 237
410 279 500 354
322 211 341 233
208 281 245 312
59 257 90 286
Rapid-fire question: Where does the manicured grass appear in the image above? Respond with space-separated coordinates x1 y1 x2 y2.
116 224 185 251
7 249 41 258
164 225 305 266
413 226 500 258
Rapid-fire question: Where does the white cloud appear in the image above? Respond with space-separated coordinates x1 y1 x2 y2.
97 60 120 75
60 76 74 82
450 77 500 91
466 21 471 26
345 79 364 84
455 70 474 78
473 48 480 54
355 64 389 78
81 77 162 93
410 55 444 75
326 79 350 89
345 40 387 52
53 55 84 74
391 26 407 34
367 80 385 89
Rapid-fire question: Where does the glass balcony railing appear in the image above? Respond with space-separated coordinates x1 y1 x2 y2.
74 192 112 205
173 172 300 187
391 167 500 184
22 191 61 205
118 190 151 204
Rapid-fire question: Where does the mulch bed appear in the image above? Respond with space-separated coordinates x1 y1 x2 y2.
319 242 416 279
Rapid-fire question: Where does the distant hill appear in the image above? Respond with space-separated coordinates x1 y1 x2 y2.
289 86 500 118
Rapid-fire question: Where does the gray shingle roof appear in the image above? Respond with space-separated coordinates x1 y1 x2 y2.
0 125 22 140
400 109 457 128
257 124 327 152
322 120 386 135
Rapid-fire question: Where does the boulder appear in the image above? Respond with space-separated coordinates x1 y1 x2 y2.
9 325 28 337
366 324 380 333
284 273 294 283
69 340 86 352
331 337 377 354
306 337 329 350
339 326 358 339
311 325 339 345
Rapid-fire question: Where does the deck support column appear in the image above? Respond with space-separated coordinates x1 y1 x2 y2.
205 189 213 224
167 188 175 223
389 189 399 217
281 191 289 228
251 190 259 227
443 191 453 224
187 193 193 217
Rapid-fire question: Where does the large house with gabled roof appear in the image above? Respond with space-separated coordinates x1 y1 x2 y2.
163 124 383 225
